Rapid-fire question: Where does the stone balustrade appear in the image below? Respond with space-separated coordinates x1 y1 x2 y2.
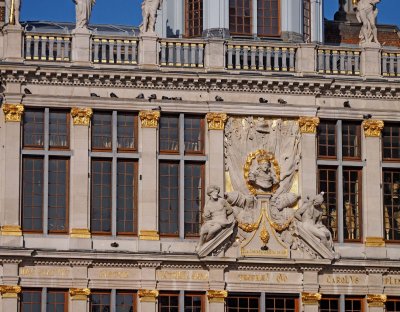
92 36 139 64
159 39 205 68
24 33 71 62
317 47 361 75
382 51 400 77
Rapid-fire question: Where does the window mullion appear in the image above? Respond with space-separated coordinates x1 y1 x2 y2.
179 114 185 239
179 290 184 312
41 288 47 312
112 111 118 236
111 289 116 312
43 109 50 235
260 292 266 311
337 120 344 243
340 294 345 312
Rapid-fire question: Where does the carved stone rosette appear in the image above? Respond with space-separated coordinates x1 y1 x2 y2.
0 286 22 298
139 111 160 128
69 288 91 300
138 289 159 302
2 104 25 122
206 113 228 130
0 225 22 236
207 290 228 303
302 292 322 305
71 107 93 126
367 294 387 307
362 120 384 137
298 116 320 134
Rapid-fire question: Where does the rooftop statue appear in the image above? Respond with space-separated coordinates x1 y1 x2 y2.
140 0 163 33
356 0 381 45
73 0 96 29
5 0 21 26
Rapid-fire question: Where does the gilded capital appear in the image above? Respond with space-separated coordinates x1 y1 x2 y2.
367 294 387 307
207 290 228 303
206 113 228 130
69 288 91 300
302 292 322 305
70 228 91 239
362 120 384 137
139 110 160 128
139 230 160 241
0 286 22 298
70 107 93 126
365 237 385 247
138 289 159 302
2 104 24 122
0 225 22 236
298 117 320 134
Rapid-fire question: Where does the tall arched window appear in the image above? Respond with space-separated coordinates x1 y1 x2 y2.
229 0 252 36
185 0 203 37
257 0 280 37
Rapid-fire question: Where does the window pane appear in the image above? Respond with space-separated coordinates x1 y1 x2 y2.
320 297 339 312
49 110 69 148
159 162 179 236
383 124 400 160
383 170 400 241
20 289 42 312
343 168 362 241
227 295 259 312
387 298 400 312
344 297 363 312
184 163 204 236
92 112 112 150
91 292 111 312
23 109 44 148
186 0 203 37
229 0 252 35
318 121 337 158
184 116 203 153
342 122 361 159
184 294 203 312
47 290 68 312
265 295 297 312
117 160 137 234
91 159 112 234
257 0 280 37
117 113 136 151
48 158 68 233
116 291 136 312
160 116 179 153
159 294 179 312
22 157 44 232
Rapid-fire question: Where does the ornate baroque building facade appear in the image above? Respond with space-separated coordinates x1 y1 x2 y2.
0 0 400 311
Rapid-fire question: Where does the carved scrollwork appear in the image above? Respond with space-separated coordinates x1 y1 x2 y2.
206 113 228 130
2 104 24 122
362 119 384 137
70 107 93 126
298 117 320 134
139 110 160 128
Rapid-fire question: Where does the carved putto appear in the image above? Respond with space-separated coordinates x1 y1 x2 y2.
140 0 163 33
5 0 21 26
355 0 381 45
73 0 96 29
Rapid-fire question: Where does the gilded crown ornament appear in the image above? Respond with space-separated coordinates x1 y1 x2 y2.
139 110 160 128
362 119 384 137
298 116 320 134
2 104 24 122
206 112 228 130
70 107 93 126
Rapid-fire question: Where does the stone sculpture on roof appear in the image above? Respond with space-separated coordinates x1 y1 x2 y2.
140 0 163 33
356 0 381 45
73 0 96 29
5 0 21 26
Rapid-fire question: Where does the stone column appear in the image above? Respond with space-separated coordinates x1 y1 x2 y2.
0 286 21 312
139 33 159 70
0 104 24 247
2 25 23 62
310 0 323 43
207 290 227 312
362 120 385 255
71 28 92 67
280 0 303 42
203 0 229 37
138 111 160 251
206 113 227 191
138 289 158 312
298 117 320 200
301 292 321 312
69 288 90 312
367 295 387 312
360 46 382 79
69 108 93 249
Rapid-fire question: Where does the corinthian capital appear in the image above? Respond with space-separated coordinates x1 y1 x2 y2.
298 116 320 134
0 286 21 298
71 107 93 126
362 119 384 137
302 292 322 305
367 294 387 307
2 104 24 122
69 288 91 300
139 111 160 128
206 113 228 130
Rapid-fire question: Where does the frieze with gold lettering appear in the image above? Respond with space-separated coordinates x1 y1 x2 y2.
20 267 71 278
157 270 209 281
88 268 140 280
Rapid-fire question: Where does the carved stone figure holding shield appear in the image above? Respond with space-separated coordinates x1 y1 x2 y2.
5 0 21 26
73 0 96 29
140 0 163 33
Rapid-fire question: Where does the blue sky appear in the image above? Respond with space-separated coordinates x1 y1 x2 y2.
20 0 399 27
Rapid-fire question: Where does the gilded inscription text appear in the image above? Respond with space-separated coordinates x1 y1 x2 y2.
157 271 208 281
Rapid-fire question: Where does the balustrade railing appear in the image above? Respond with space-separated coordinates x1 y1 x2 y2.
92 37 139 64
24 34 71 61
160 40 205 68
317 48 361 75
382 51 400 77
226 44 296 72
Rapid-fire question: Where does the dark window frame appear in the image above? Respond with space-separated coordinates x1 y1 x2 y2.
229 0 253 36
185 0 204 38
382 123 400 161
90 290 111 312
257 0 281 38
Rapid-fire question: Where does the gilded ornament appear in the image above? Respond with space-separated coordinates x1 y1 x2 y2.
70 228 91 239
70 107 93 126
206 113 228 130
367 294 387 307
0 225 22 236
69 288 91 300
362 120 384 137
0 286 21 298
365 237 385 247
298 117 320 134
2 104 24 122
302 292 322 305
139 230 160 241
207 290 228 303
260 227 270 245
139 111 160 128
238 214 262 233
138 289 159 302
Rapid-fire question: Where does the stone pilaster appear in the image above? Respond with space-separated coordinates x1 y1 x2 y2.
204 40 225 71
297 44 317 74
361 46 382 79
139 33 159 70
69 288 90 312
69 108 93 249
206 113 227 191
1 104 24 247
2 25 23 62
367 294 387 312
71 28 92 67
207 290 227 312
362 120 385 256
301 292 321 312
138 111 161 252
298 117 320 200
138 289 158 312
0 286 21 312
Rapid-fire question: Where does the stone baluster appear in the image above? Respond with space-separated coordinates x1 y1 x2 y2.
354 51 360 75
167 42 174 66
25 35 32 60
175 42 182 67
332 50 338 74
132 40 138 64
108 39 115 64
235 45 241 69
242 46 249 70
40 36 47 60
250 46 257 70
382 52 388 76
258 47 264 70
281 47 288 71
93 38 100 63
347 51 354 74
0 286 21 312
198 44 204 68
339 50 346 74
227 45 233 69
266 47 272 70
289 47 295 71
325 50 331 73
190 43 197 67
389 53 395 76
183 43 189 67
396 54 400 76
101 39 107 63
273 47 279 71
48 36 55 61
56 37 63 61
317 49 324 73
33 36 40 60
116 40 122 64
121 40 128 64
